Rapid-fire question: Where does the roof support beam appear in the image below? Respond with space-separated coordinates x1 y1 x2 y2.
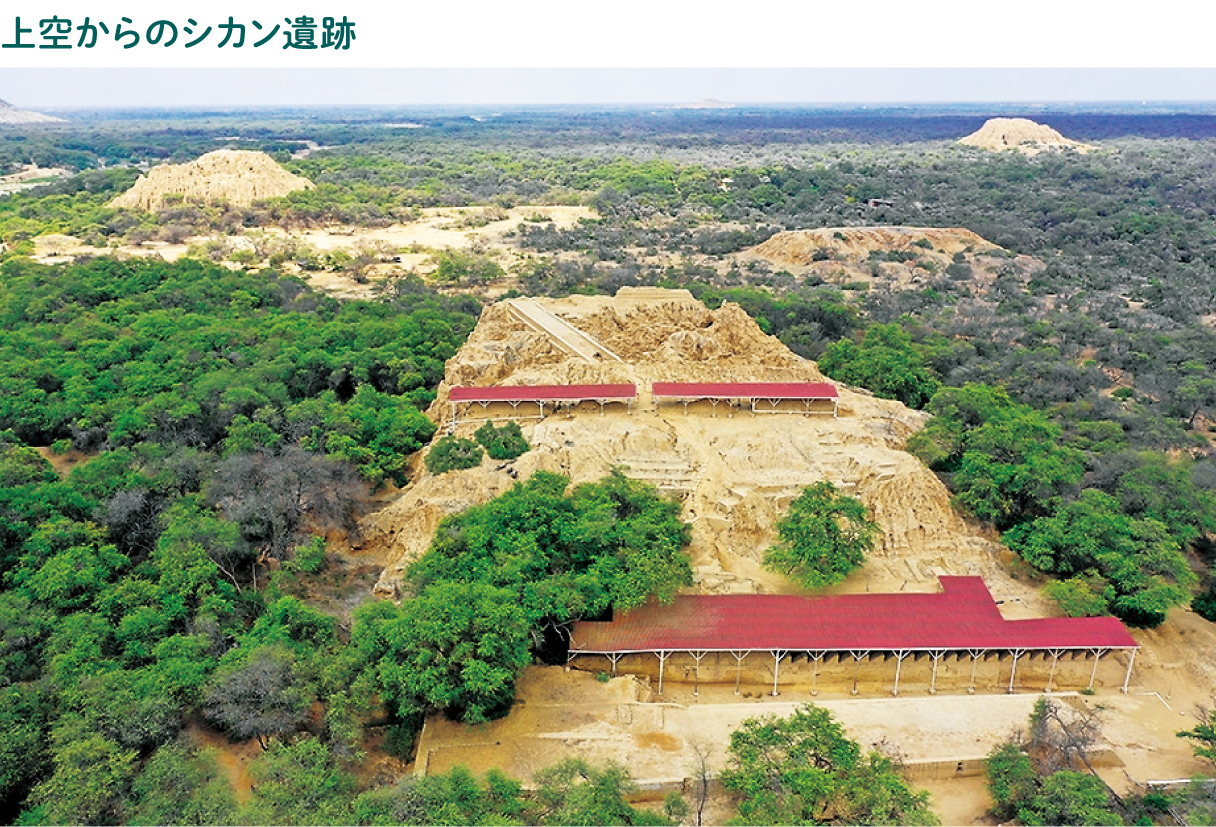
892 650 910 696
690 651 706 697
968 650 983 695
1046 649 1064 692
851 651 866 696
771 650 787 696
1122 648 1137 694
928 650 944 695
1089 648 1109 690
1008 649 1026 694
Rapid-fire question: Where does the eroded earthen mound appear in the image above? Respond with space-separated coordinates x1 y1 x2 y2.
958 117 1091 154
745 226 1044 295
753 226 997 268
109 149 314 211
363 288 1015 604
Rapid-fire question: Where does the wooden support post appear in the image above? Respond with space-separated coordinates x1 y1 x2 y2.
968 650 981 694
771 650 787 696
690 652 706 697
851 651 865 695
607 652 621 676
1046 649 1062 692
892 651 909 696
929 651 944 694
731 651 747 695
656 651 669 695
1008 649 1025 694
1089 647 1108 690
811 652 823 696
1122 649 1137 694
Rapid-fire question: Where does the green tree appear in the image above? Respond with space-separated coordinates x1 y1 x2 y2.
818 323 940 409
1022 770 1122 827
763 481 878 589
125 742 238 826
530 758 675 826
474 420 530 461
1177 707 1216 766
1003 488 1195 626
0 685 51 823
353 765 525 826
431 249 505 286
719 704 936 826
984 742 1037 821
909 384 1084 528
424 435 484 475
376 582 533 724
240 738 356 826
22 729 137 826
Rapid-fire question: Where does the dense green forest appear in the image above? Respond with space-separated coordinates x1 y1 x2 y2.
4 105 1216 824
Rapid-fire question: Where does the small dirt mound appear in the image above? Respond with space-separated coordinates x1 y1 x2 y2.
958 117 1091 154
109 149 314 211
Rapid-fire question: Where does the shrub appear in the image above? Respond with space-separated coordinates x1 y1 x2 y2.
425 436 483 475
474 421 529 461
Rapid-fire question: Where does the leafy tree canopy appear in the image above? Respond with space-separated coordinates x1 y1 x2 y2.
719 704 937 826
763 481 878 590
818 323 941 409
1004 488 1195 626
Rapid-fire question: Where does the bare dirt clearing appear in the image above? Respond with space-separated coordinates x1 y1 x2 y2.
29 205 593 299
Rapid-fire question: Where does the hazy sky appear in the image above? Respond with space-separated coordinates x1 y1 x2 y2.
5 68 1216 110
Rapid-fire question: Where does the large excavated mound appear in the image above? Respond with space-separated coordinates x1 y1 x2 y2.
109 149 314 211
958 117 1091 154
364 287 1018 605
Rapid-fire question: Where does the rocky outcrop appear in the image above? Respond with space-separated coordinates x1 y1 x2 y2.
109 149 313 211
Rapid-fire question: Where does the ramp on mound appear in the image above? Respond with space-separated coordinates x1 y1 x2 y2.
506 298 623 363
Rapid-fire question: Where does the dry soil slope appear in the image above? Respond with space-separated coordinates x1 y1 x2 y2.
109 149 314 211
958 117 1092 154
363 287 1018 604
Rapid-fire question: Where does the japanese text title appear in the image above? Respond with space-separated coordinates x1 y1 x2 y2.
3 15 355 50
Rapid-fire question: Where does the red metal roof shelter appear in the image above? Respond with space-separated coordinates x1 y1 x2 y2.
652 382 839 416
569 577 1138 696
448 384 636 424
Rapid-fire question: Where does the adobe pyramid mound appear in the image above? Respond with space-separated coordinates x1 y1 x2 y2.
109 149 314 211
958 117 1091 154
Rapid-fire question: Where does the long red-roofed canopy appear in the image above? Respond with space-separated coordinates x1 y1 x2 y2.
569 577 1137 654
450 384 637 403
652 382 838 400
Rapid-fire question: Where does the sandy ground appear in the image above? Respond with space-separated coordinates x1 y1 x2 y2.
415 663 1215 823
30 204 590 263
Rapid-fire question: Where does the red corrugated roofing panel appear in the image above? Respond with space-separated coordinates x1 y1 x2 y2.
450 384 637 403
652 382 838 400
569 577 1137 653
